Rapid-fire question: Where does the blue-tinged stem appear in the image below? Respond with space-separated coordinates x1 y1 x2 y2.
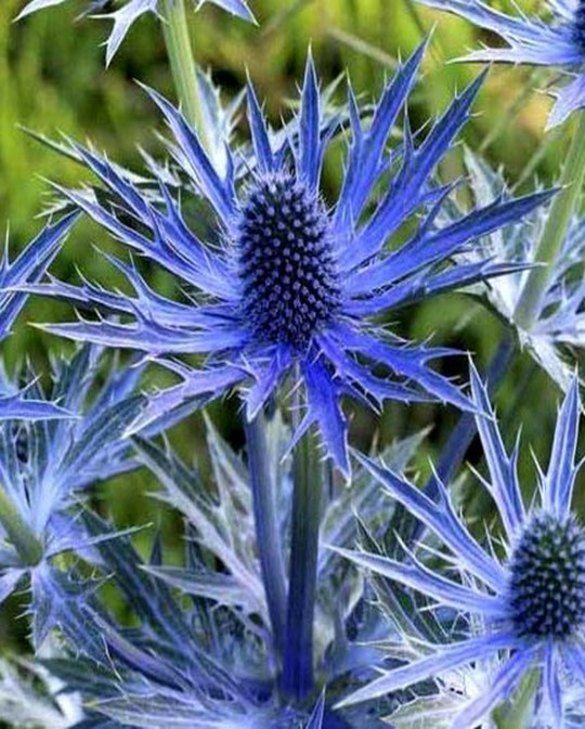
282 417 323 700
515 111 585 329
161 0 210 151
245 413 288 663
0 483 42 566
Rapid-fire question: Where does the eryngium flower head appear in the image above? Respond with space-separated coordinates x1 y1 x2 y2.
16 0 255 66
411 0 585 128
336 368 585 727
30 47 552 473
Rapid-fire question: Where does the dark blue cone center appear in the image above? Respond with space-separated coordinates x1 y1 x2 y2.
508 513 585 640
238 173 340 350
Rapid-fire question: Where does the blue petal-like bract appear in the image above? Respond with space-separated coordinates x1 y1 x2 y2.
0 213 78 342
0 345 187 574
28 49 553 473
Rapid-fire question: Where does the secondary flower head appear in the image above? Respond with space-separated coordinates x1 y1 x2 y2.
30 46 552 474
337 367 585 727
412 0 585 128
16 0 255 66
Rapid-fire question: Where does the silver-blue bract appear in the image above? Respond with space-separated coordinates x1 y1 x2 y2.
16 0 255 66
24 414 426 727
27 46 553 474
447 150 585 392
412 0 585 128
336 366 585 728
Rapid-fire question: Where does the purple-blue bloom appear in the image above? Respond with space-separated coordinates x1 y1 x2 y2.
336 367 585 727
412 0 585 128
16 0 255 66
27 46 553 474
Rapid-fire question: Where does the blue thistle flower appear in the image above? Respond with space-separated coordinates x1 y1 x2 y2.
412 0 585 128
16 0 255 66
27 47 553 474
335 367 585 727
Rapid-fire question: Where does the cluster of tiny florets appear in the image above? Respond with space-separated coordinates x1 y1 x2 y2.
508 512 585 640
237 172 340 351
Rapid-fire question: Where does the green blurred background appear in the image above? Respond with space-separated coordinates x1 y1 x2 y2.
0 0 581 654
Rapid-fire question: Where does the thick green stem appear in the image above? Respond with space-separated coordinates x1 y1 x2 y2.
515 111 585 330
161 0 210 151
282 422 323 700
0 484 42 566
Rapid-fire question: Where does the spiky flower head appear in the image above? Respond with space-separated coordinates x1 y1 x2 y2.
336 367 585 727
411 0 585 128
26 46 553 474
16 0 254 66
508 512 585 640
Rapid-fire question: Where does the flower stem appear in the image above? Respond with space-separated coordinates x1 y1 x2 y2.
515 110 585 330
161 0 210 150
0 483 42 566
282 422 323 700
244 412 288 663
